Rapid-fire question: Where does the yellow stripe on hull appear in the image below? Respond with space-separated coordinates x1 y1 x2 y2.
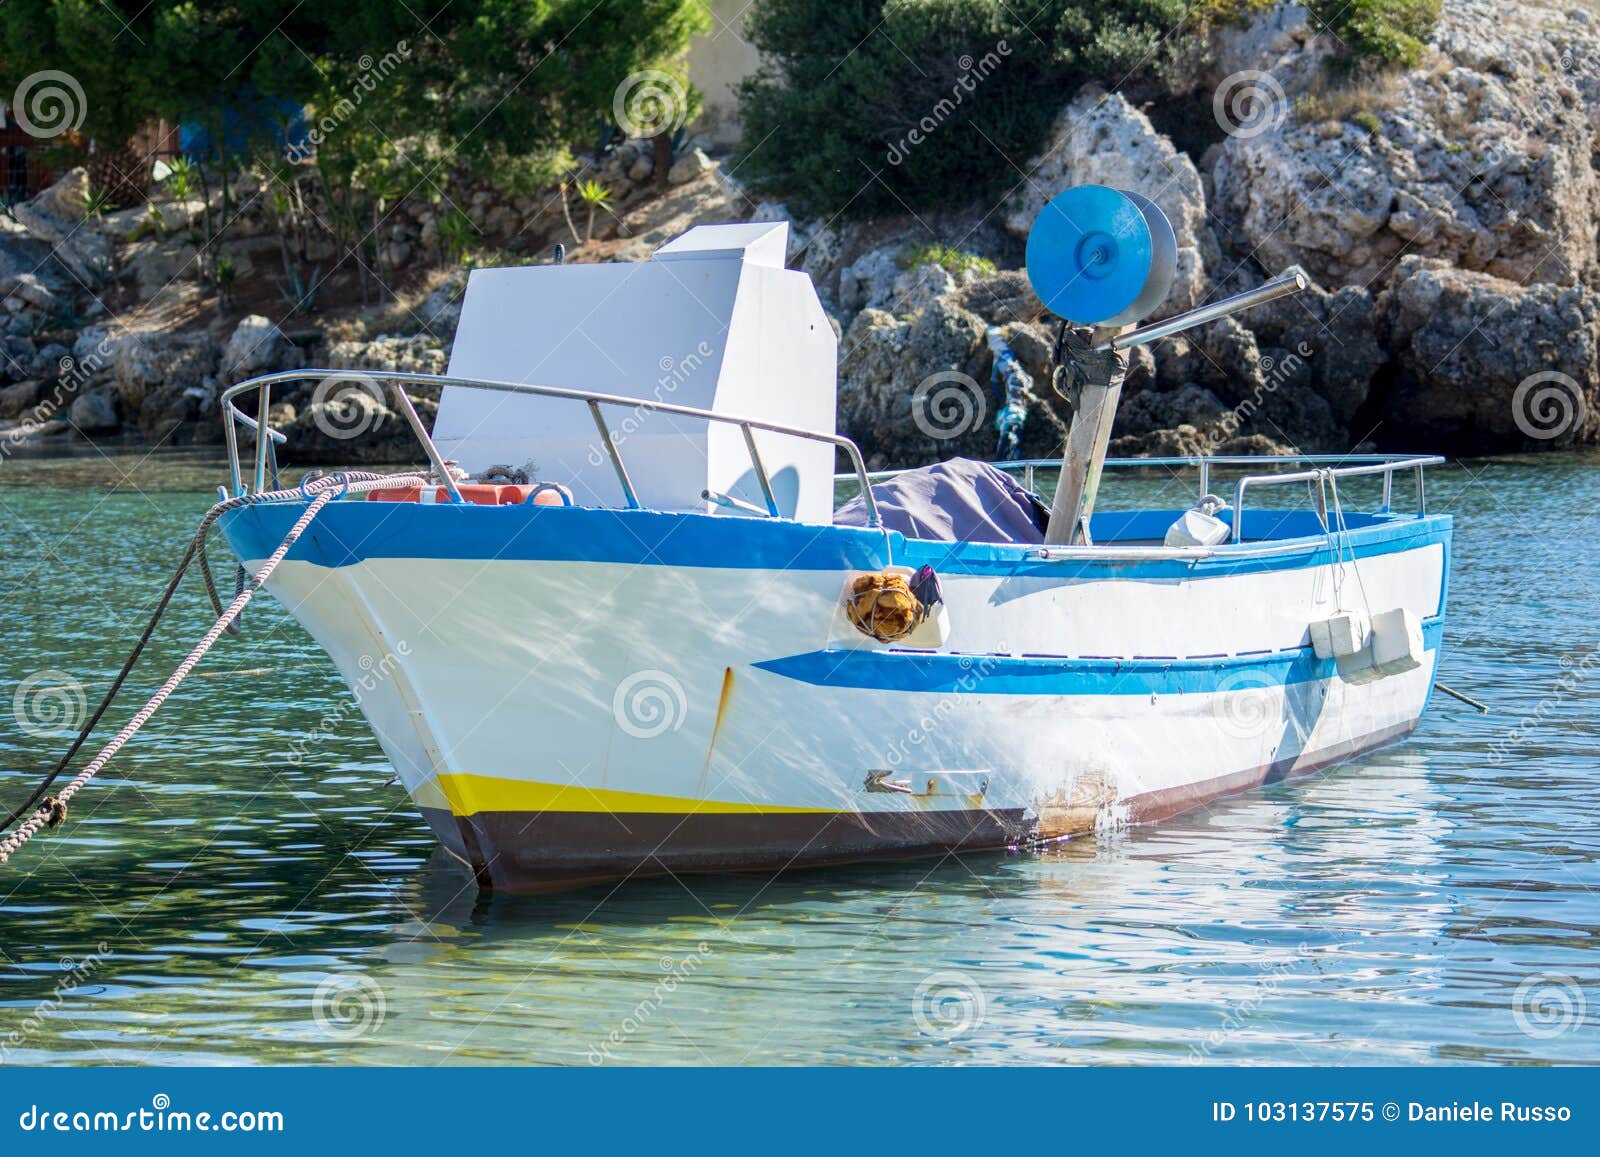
433 773 836 818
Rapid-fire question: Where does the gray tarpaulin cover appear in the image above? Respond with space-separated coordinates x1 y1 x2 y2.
834 458 1049 544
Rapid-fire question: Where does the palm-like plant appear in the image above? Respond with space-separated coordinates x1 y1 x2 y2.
575 179 612 243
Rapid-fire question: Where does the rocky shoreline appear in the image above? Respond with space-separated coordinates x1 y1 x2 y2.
4 0 1598 470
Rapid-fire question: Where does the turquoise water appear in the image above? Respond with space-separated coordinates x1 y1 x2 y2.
0 447 1596 1066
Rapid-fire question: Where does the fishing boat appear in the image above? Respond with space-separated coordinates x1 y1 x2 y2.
213 189 1450 891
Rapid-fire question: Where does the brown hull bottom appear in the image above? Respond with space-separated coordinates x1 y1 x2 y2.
423 720 1418 893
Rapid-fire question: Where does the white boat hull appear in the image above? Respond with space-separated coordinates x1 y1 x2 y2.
223 500 1449 889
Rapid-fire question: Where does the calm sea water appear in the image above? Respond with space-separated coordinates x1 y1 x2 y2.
0 447 1596 1066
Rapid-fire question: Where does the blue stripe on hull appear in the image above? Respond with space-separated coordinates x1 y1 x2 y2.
220 500 1451 582
751 618 1445 695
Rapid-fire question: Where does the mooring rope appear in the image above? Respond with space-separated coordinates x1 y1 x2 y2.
0 471 429 865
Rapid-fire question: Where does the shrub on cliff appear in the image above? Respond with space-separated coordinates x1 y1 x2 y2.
736 0 1206 217
1306 0 1442 68
736 0 1443 216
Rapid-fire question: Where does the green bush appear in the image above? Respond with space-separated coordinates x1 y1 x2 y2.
735 0 1205 217
908 243 996 276
736 0 1442 218
1306 0 1442 68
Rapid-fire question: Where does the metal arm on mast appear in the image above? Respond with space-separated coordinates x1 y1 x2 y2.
1043 272 1310 545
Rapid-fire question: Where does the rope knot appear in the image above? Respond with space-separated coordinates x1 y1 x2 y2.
42 796 67 829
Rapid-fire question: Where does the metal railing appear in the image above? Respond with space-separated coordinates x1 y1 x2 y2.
220 370 1439 550
219 369 883 527
1223 455 1442 543
842 454 1445 546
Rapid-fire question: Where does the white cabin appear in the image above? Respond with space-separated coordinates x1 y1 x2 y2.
432 221 838 523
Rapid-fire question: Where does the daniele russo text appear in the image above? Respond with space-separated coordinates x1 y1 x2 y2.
1410 1102 1571 1123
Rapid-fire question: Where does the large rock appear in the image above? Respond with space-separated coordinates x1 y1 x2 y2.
11 183 111 285
27 167 88 222
839 246 903 313
27 342 71 382
0 336 37 384
10 273 61 313
287 393 439 464
68 390 119 434
1377 257 1600 450
1004 87 1211 316
1244 268 1387 427
0 380 42 419
1 222 78 309
839 287 1079 467
221 315 299 382
417 273 467 341
839 298 986 464
325 334 448 377
1197 4 1330 97
118 236 202 299
1128 310 1348 453
959 270 1045 329
667 148 713 185
1213 0 1600 289
106 330 219 438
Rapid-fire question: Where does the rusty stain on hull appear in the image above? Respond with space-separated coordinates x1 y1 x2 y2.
696 666 736 797
1033 768 1121 839
418 721 1419 891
